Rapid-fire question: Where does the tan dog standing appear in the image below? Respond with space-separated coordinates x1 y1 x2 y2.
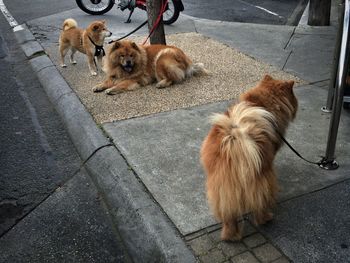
59 18 112 76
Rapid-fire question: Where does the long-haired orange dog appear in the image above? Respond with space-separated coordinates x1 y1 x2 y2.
200 75 298 241
93 40 208 94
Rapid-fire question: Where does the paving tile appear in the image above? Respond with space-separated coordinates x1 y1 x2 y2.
243 233 267 248
253 243 282 263
271 256 291 263
189 235 216 256
208 229 222 244
231 251 259 263
219 241 247 257
243 222 258 237
200 248 227 263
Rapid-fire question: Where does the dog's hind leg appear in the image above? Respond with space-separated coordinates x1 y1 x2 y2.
252 170 277 226
155 79 173 89
59 44 69 68
221 219 243 241
155 54 187 88
70 48 77 65
156 64 185 88
252 210 273 226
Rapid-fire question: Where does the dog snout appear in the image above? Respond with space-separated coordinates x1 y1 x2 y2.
104 30 112 37
126 60 132 66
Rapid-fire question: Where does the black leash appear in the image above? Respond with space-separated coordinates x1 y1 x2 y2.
108 20 148 44
277 130 321 165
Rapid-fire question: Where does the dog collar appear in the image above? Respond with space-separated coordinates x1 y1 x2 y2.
88 36 106 57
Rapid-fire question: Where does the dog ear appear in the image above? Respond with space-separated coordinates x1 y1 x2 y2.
263 74 273 81
285 80 295 89
112 41 121 50
101 20 106 24
131 42 139 51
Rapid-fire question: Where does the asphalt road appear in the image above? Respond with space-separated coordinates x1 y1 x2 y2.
4 0 308 25
0 7 131 262
3 0 76 25
0 14 79 236
183 0 307 25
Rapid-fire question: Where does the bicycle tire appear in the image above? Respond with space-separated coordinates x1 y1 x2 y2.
163 0 180 25
76 0 114 15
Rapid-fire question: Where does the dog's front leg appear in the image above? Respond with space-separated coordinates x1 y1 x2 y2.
93 77 117 92
87 53 98 76
96 54 103 73
105 80 140 95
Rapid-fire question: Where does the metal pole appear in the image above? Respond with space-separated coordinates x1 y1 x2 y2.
319 0 350 170
322 1 345 112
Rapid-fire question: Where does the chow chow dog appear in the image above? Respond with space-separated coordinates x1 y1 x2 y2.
59 18 112 76
93 40 208 94
200 75 298 241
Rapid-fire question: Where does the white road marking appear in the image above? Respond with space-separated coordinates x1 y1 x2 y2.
13 25 24 32
255 5 283 18
0 0 20 29
237 0 284 19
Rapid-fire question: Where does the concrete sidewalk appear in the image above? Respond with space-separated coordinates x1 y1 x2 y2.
9 1 350 262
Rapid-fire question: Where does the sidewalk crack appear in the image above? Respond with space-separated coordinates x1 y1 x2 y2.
281 50 293 71
284 27 296 50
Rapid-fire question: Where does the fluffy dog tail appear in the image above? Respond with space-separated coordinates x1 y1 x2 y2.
62 18 77 31
186 62 209 77
210 102 277 181
203 102 278 219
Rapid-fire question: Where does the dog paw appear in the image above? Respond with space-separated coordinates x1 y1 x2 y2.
105 88 115 95
93 85 104 93
155 83 166 89
105 88 123 95
70 60 77 65
61 64 67 68
91 71 98 76
253 212 274 226
156 80 172 89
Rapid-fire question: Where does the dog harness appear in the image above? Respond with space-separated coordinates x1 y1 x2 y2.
88 36 106 57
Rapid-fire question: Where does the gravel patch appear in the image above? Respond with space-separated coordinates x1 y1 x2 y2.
46 32 304 123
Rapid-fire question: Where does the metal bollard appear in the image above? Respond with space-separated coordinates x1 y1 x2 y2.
319 0 350 170
322 1 345 113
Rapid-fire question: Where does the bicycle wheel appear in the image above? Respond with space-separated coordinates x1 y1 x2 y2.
163 0 180 25
76 0 114 15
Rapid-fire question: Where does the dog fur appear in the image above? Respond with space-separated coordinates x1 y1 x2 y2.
93 40 208 94
200 75 298 241
59 18 112 76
